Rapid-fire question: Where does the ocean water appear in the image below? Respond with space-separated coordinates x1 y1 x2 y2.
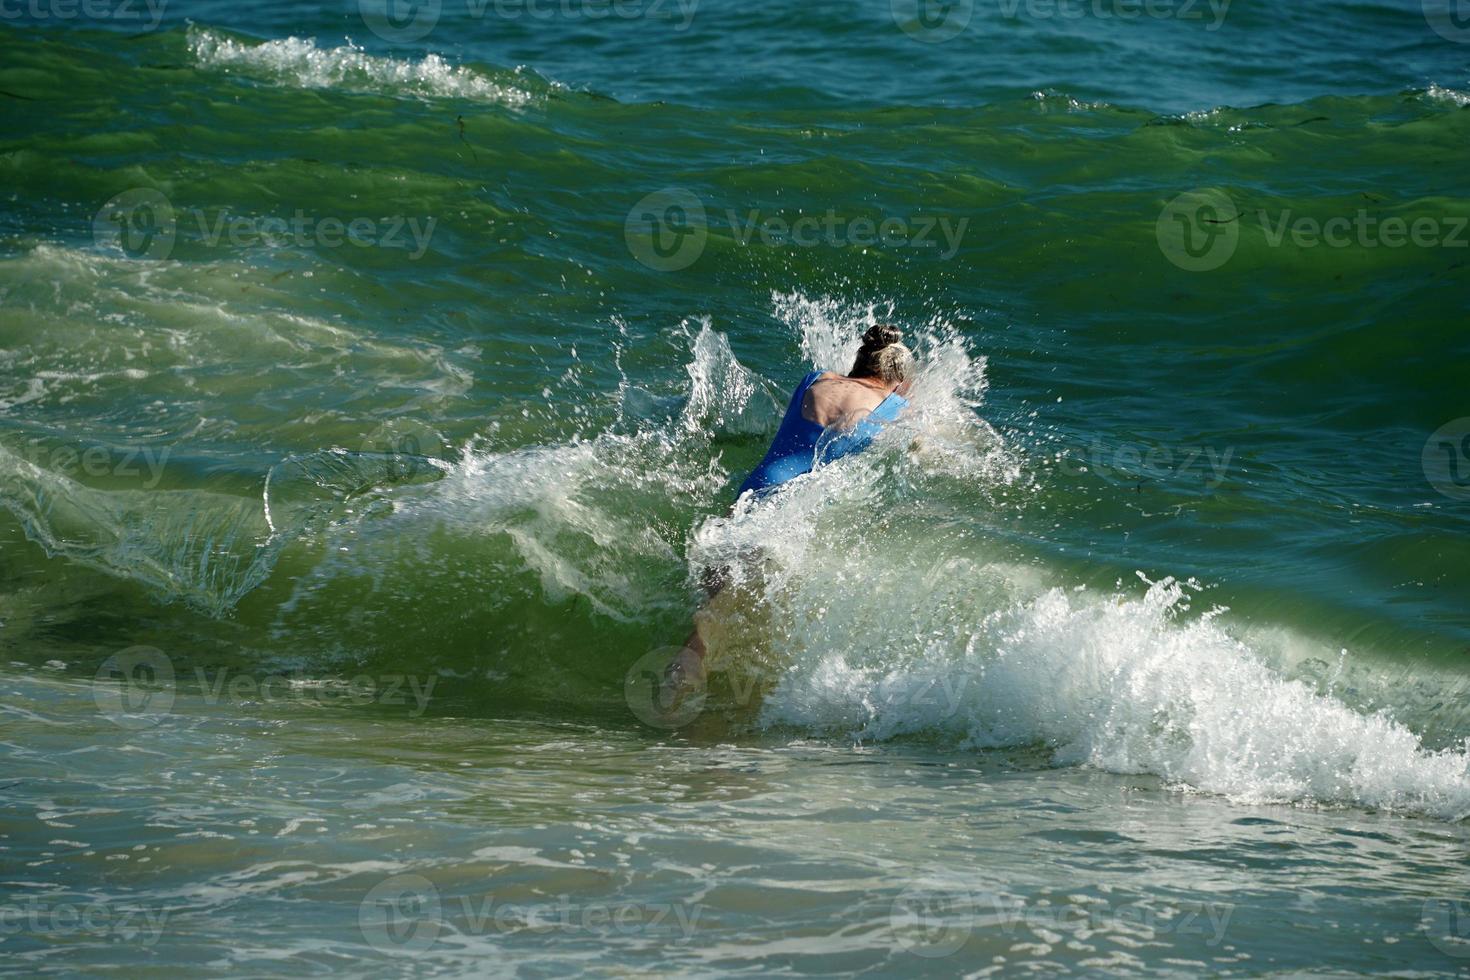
2 0 1470 974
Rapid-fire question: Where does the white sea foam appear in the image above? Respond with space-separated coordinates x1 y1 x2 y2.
14 261 1465 820
187 28 536 107
274 316 766 625
757 567 1470 820
1422 83 1470 108
1030 90 1113 112
685 294 1470 822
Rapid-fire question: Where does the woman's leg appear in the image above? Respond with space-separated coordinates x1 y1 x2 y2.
660 622 709 706
660 578 723 705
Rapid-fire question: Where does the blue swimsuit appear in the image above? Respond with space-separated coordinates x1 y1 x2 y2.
738 371 909 498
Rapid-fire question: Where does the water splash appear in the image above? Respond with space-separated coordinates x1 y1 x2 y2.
0 443 281 615
681 295 1470 821
759 569 1470 820
187 28 539 107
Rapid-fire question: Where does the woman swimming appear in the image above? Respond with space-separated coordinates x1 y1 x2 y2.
738 324 915 498
660 324 916 703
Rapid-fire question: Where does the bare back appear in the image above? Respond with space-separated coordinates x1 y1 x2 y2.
801 373 890 428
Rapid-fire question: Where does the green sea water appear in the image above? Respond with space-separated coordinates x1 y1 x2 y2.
2 3 1470 974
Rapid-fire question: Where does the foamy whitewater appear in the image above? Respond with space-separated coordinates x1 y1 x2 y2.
187 27 539 105
670 299 1470 822
6 8 1470 971
4 258 1467 820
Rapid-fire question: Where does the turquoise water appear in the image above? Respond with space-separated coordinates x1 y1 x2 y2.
3 1 1470 974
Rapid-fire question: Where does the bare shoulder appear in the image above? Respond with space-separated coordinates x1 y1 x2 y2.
802 373 884 426
805 373 846 399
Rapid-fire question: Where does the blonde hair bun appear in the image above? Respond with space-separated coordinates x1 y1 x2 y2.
851 324 915 383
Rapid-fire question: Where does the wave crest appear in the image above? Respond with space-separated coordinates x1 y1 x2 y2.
187 28 539 106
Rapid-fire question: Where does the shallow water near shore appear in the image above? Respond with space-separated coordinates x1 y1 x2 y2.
3 0 1470 973
6 667 1470 974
